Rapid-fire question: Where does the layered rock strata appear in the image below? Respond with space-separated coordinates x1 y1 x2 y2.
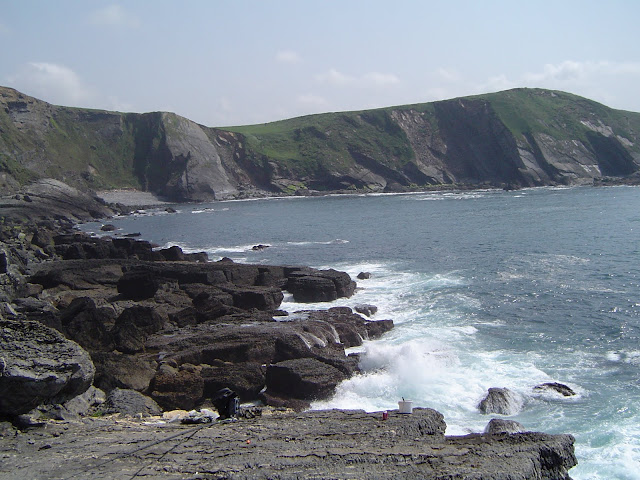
0 409 577 479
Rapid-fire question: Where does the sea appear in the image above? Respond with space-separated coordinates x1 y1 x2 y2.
80 185 640 479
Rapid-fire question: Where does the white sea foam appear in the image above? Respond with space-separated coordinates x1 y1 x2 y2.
286 239 349 246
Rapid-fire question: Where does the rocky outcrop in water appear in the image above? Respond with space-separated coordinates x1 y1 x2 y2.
478 387 524 416
0 222 391 415
0 211 579 477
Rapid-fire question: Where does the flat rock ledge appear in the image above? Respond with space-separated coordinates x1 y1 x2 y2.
0 408 576 480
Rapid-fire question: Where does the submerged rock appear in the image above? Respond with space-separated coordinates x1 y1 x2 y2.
534 382 576 397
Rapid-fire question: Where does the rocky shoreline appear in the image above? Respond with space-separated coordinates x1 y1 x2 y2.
0 182 577 478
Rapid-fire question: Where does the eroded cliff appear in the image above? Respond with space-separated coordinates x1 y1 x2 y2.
2 86 639 201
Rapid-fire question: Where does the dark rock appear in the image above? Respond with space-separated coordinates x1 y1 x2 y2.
266 358 348 400
35 386 106 421
103 388 161 416
286 269 356 302
191 291 237 321
158 245 185 261
201 361 265 401
100 224 117 232
322 269 357 298
478 387 523 416
354 304 378 317
252 244 269 251
165 207 177 213
287 275 338 302
534 382 576 397
184 252 208 262
365 319 394 339
23 283 43 297
484 418 526 435
111 237 153 259
169 306 198 327
117 270 159 300
30 229 54 248
59 297 115 352
92 352 157 392
30 259 124 290
357 271 371 280
150 368 204 411
111 305 165 353
218 284 284 311
259 391 310 411
0 319 95 415
61 386 106 416
0 250 8 274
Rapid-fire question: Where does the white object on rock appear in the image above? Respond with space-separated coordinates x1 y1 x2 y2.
398 400 413 414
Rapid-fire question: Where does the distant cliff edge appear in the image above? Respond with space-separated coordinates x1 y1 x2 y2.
2 86 639 202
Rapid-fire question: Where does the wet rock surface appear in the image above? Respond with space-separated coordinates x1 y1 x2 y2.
0 409 577 479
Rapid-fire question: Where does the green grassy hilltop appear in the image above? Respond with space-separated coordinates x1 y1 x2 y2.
1 86 639 201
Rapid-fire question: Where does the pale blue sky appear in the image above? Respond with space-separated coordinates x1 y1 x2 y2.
2 1 639 126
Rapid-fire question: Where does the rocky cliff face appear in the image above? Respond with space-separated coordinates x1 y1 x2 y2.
2 86 639 201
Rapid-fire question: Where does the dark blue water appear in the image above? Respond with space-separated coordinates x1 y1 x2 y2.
81 186 640 479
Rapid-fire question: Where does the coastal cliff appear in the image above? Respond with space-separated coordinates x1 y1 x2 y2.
2 86 639 201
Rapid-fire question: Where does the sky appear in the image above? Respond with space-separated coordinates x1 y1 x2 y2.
2 1 640 127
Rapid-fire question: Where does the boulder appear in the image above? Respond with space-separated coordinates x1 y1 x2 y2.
0 319 95 415
478 387 523 416
59 297 115 352
286 269 356 302
287 275 338 302
111 237 154 259
103 388 162 416
117 270 159 300
201 361 265 401
150 368 205 411
484 418 526 435
533 382 576 397
266 358 348 400
357 271 371 280
0 249 8 274
91 352 157 392
111 305 165 353
158 245 185 261
30 229 55 248
34 386 107 421
217 284 284 311
63 386 106 416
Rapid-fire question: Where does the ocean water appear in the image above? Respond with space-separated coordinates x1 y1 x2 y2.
81 186 640 479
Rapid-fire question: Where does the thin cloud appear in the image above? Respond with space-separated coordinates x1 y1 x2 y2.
297 93 328 107
276 50 301 64
89 4 139 28
363 72 400 86
6 62 93 105
317 68 355 86
523 60 640 84
435 68 461 83
317 68 400 88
